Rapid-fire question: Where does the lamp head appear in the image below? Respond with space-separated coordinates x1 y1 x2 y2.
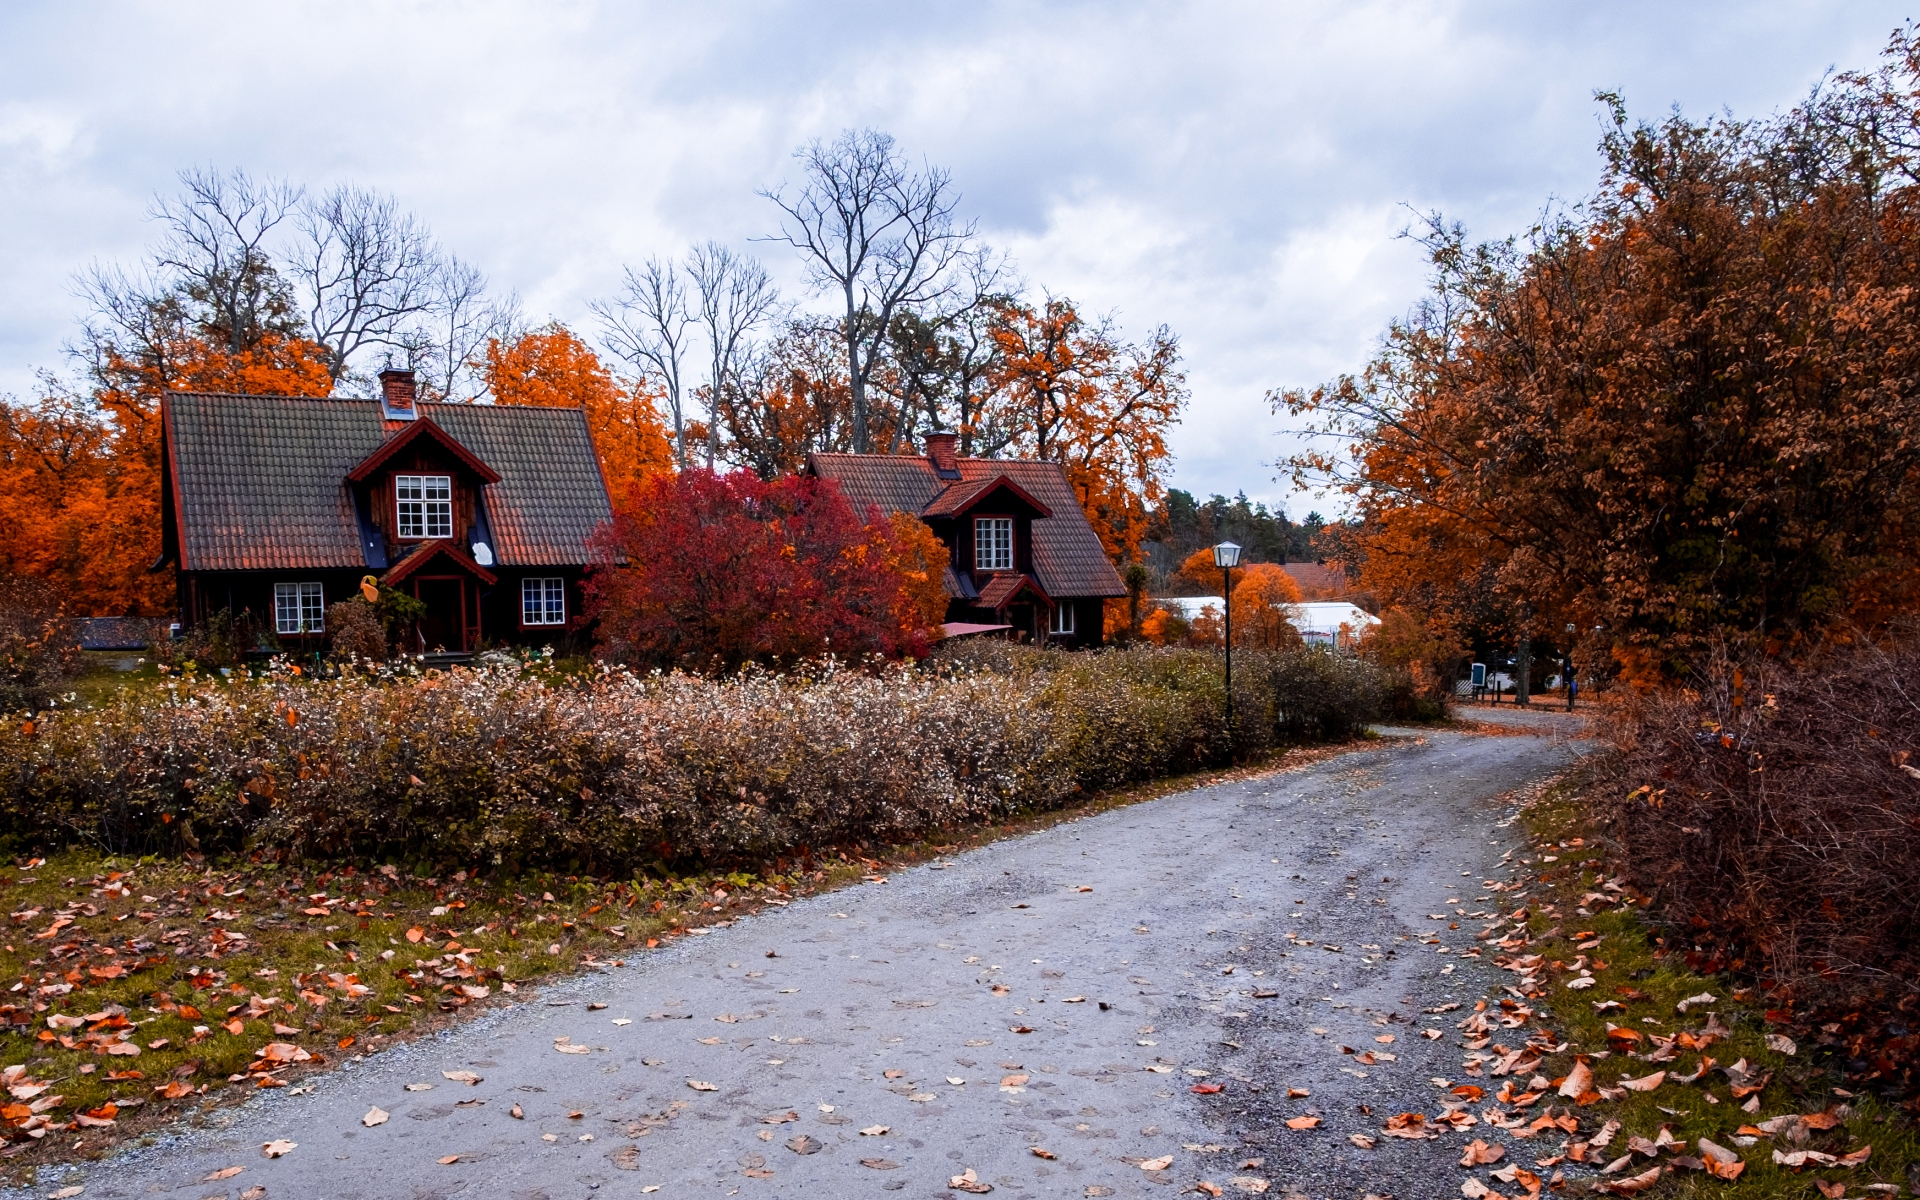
1212 541 1242 569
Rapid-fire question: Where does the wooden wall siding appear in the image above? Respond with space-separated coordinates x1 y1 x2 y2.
366 443 481 558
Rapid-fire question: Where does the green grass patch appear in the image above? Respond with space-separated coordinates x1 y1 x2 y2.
1495 772 1919 1198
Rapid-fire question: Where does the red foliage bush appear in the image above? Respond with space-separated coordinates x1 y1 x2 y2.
585 469 938 670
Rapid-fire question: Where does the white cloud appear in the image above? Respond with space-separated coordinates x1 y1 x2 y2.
0 0 1907 514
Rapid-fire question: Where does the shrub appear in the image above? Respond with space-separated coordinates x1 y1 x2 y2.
0 576 81 711
0 644 1388 874
1597 636 1920 1017
587 469 941 671
325 598 388 661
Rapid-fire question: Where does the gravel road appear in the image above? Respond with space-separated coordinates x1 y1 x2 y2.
32 726 1585 1200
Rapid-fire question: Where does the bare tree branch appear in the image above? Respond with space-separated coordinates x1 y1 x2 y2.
688 242 782 467
289 184 445 389
593 259 695 468
760 128 974 452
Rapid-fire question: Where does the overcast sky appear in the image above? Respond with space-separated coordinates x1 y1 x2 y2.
0 1 1907 515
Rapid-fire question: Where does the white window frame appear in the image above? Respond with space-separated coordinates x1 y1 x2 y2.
274 582 325 636
974 517 1013 572
522 577 567 626
1048 603 1076 636
396 474 453 540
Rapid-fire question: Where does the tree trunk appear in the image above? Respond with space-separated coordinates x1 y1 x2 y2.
1515 631 1532 706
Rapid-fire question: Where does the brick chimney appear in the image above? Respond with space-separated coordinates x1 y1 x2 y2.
924 431 960 479
378 369 418 421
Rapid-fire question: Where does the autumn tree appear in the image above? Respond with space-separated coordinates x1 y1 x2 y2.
1284 35 1920 680
585 470 942 670
484 324 673 504
988 296 1185 564
1228 563 1305 650
762 129 974 452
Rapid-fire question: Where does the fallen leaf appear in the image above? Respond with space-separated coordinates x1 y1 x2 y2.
1193 1083 1225 1094
48 1188 82 1199
760 1110 799 1124
861 1158 901 1169
1594 1167 1661 1195
510 1103 524 1119
1617 1071 1665 1092
1031 1146 1057 1159
404 1083 434 1092
1139 1154 1174 1170
1764 1033 1797 1056
1462 1139 1504 1166
1349 1133 1376 1149
697 1036 723 1045
1227 1179 1270 1195
1285 1115 1319 1130
686 1079 718 1091
949 1167 994 1193
362 1106 389 1127
1196 1184 1224 1198
261 1139 297 1158
613 1144 640 1171
1558 1059 1594 1098
860 1124 890 1136
786 1134 822 1155
437 1154 460 1165
441 1070 481 1085
204 1167 246 1181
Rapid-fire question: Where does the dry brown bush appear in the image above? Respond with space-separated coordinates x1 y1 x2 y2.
1600 635 1920 1032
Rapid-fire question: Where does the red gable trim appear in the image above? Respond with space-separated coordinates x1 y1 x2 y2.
347 416 501 485
382 539 499 587
920 474 1053 520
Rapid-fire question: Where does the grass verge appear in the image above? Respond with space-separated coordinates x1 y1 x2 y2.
1485 764 1919 1199
0 735 1377 1187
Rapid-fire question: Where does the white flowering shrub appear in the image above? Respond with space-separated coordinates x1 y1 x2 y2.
0 645 1384 871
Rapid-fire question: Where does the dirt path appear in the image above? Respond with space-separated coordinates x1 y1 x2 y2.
31 728 1587 1200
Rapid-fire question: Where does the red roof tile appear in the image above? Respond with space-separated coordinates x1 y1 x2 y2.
810 452 1125 599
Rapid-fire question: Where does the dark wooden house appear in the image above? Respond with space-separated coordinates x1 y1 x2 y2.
156 370 614 653
808 433 1126 645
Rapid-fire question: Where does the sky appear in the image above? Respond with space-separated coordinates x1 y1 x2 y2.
0 0 1908 516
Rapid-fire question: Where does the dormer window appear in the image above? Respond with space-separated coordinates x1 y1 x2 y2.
975 517 1013 571
396 474 452 540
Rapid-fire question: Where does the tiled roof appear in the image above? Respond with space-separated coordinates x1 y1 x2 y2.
1281 562 1350 597
165 393 613 572
810 452 1126 599
976 572 1049 610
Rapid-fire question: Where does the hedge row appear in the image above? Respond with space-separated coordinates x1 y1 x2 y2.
0 644 1388 874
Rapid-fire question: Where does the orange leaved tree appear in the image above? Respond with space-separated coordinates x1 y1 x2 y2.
987 296 1184 565
485 324 674 507
1283 44 1920 679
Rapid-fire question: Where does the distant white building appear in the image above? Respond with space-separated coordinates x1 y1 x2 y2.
1284 601 1380 650
1153 596 1380 650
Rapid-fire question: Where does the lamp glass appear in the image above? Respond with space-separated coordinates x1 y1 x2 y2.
1212 541 1242 569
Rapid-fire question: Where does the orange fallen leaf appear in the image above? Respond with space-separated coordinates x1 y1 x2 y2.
1285 1115 1320 1130
1462 1139 1504 1166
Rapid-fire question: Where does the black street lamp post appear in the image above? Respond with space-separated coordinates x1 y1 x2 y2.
1214 541 1241 731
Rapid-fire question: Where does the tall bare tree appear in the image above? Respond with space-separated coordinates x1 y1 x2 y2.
410 256 523 403
290 183 445 389
593 259 696 468
687 242 781 466
761 129 973 453
147 167 303 355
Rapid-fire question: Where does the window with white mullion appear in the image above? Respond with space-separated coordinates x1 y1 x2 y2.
974 517 1013 572
274 582 325 635
1049 603 1076 635
396 474 453 540
522 577 567 626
